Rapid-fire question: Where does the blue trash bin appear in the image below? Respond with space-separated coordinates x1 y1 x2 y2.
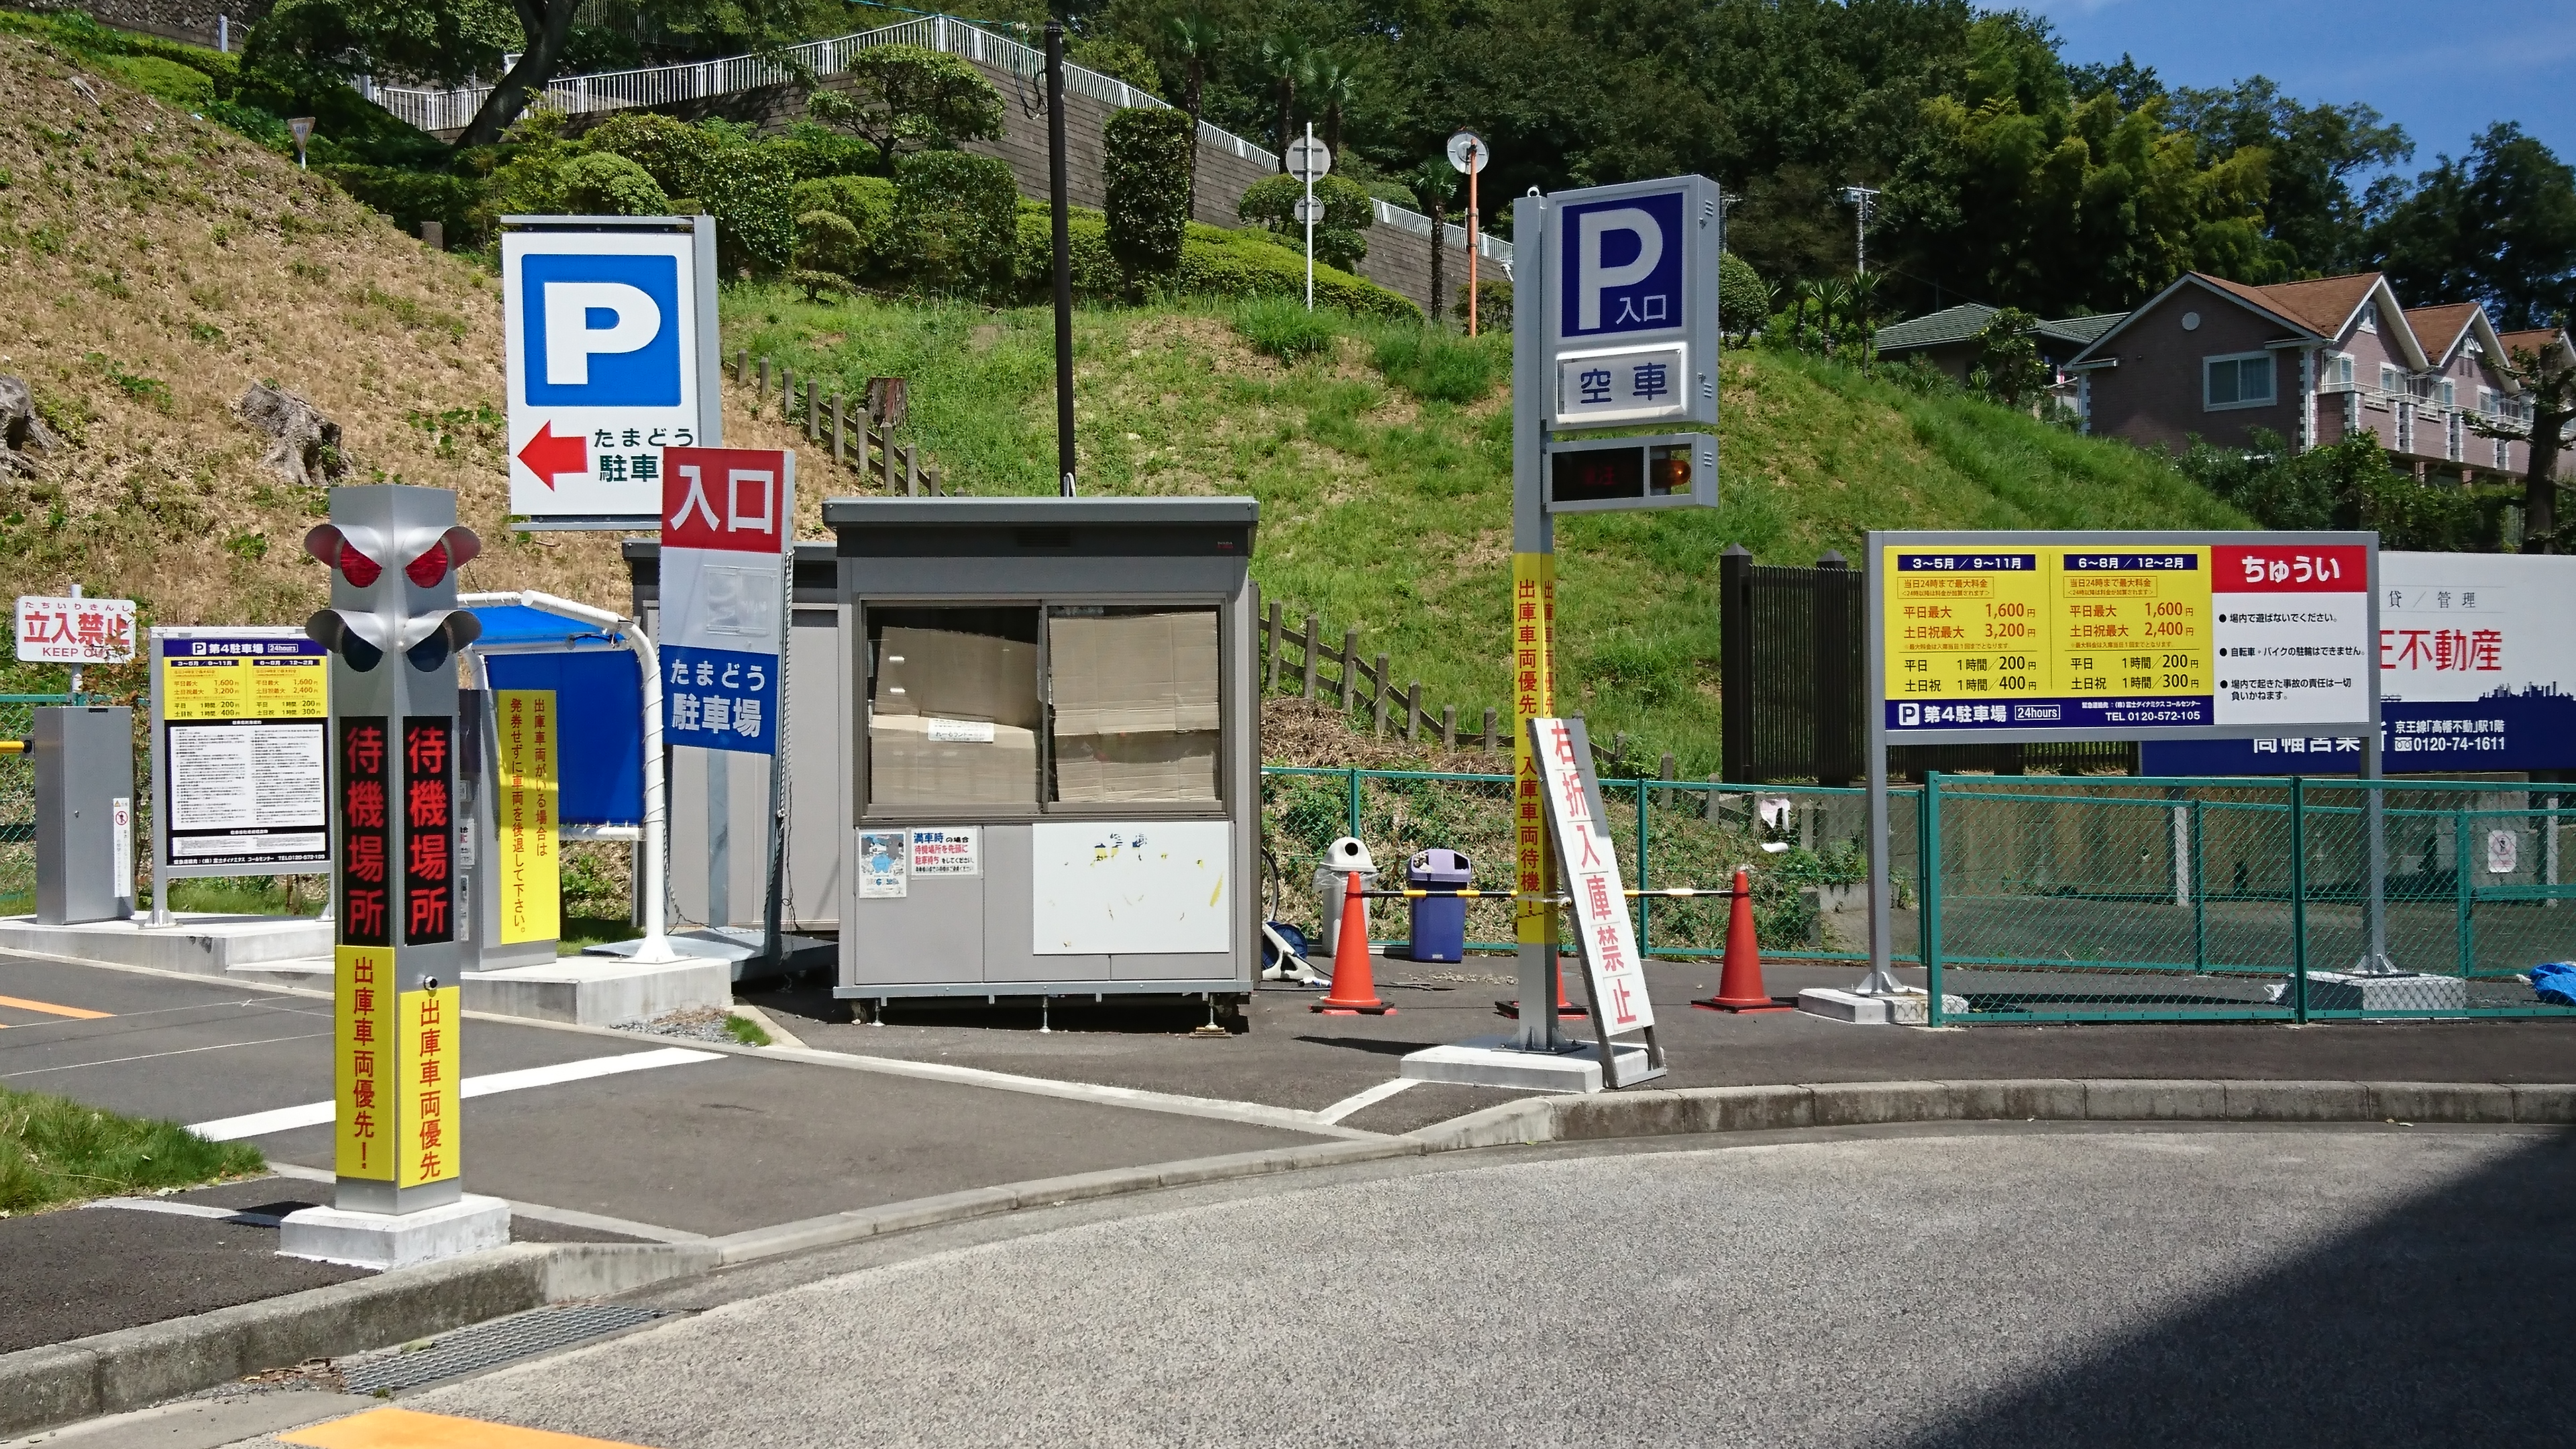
1406 849 1473 962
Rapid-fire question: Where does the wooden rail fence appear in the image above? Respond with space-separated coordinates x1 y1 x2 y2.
732 352 953 495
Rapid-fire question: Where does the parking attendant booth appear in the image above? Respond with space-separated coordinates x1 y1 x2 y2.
826 498 1260 1017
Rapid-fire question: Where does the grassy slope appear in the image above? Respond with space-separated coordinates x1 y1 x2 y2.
728 294 2251 772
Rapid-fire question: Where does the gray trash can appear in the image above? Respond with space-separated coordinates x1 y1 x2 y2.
1405 849 1472 962
1313 864 1379 956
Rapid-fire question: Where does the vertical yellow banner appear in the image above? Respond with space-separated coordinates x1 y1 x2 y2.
494 689 561 945
396 986 462 1188
1510 552 1557 944
333 945 394 1181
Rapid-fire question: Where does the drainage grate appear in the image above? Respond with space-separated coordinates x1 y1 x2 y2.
339 1303 665 1393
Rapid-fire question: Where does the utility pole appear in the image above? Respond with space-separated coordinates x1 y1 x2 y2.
1045 21 1076 497
1837 184 1878 275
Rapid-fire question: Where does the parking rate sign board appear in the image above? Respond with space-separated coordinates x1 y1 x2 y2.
154 629 331 872
660 447 792 754
1877 532 2376 741
503 219 720 521
1544 176 1721 431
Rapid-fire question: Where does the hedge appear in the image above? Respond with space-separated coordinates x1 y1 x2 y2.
895 151 1019 301
792 175 897 281
1104 107 1193 283
1177 227 1418 321
1237 172 1373 272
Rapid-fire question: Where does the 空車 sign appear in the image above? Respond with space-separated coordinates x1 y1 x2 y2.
1544 176 1720 431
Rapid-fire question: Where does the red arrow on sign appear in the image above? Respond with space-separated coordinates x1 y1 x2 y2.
515 421 588 489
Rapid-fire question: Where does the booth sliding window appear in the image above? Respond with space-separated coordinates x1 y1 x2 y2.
863 605 1219 810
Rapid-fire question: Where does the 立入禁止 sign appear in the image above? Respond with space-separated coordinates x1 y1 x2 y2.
17 595 135 663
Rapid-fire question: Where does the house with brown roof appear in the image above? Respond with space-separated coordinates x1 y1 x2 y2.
2064 271 2567 481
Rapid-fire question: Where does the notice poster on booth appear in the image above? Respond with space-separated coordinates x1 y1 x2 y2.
494 689 561 945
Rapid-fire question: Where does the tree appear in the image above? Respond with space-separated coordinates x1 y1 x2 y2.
1162 11 1222 213
1968 308 2051 408
1404 160 1458 327
1716 251 1772 343
806 44 1006 176
2477 331 2576 551
2370 123 2576 331
1305 50 1357 158
1104 107 1195 283
2170 78 2410 277
1255 32 1309 172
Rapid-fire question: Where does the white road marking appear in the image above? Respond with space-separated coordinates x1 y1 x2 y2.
186 1046 722 1141
1313 1077 1419 1125
0 1031 333 1077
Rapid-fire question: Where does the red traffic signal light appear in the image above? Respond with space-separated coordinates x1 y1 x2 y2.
302 521 484 673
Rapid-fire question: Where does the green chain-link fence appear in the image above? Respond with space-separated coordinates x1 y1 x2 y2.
1258 766 1920 965
1923 773 2576 1023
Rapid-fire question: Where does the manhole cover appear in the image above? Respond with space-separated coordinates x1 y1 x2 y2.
339 1303 664 1393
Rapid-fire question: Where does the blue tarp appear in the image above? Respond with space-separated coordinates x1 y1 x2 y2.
470 606 643 826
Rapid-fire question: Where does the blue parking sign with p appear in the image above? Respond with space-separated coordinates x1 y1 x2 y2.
521 253 682 407
1558 190 1684 339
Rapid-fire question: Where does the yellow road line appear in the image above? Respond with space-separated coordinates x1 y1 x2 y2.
0 993 111 1020
280 1407 659 1449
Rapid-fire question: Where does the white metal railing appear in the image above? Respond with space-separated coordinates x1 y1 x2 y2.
358 14 1513 265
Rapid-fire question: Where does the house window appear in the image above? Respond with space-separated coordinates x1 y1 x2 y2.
2441 378 2457 407
2379 363 2404 394
2204 353 2275 410
2498 437 2512 469
2358 301 2378 332
2331 354 2355 387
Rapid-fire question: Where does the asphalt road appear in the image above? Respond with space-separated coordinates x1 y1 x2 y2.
226 1124 2576 1448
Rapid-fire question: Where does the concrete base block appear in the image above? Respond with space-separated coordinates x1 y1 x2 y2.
2304 971 2469 1012
0 913 333 977
1799 987 1966 1024
1400 1034 1659 1093
277 1195 511 1271
462 955 733 1027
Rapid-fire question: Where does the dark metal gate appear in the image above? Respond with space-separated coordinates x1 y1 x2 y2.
1718 548 2136 784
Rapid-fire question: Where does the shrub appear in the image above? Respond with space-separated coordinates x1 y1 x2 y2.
1456 275 1511 330
2176 428 2513 550
1013 201 1124 301
319 164 482 244
790 175 896 280
1068 37 1160 94
558 152 669 216
1178 227 1419 321
894 151 1018 301
697 139 799 274
1717 250 1772 341
769 120 881 182
1237 172 1373 271
1234 297 1338 362
581 112 715 199
795 209 867 286
99 53 217 109
808 46 1005 174
1104 107 1193 284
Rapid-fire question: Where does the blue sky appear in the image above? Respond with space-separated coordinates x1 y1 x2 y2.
2020 0 2576 177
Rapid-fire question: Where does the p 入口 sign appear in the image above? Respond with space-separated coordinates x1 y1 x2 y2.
1543 176 1721 430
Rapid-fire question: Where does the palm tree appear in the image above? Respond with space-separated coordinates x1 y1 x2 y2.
1164 12 1222 215
1817 276 1854 354
1305 50 1358 157
1789 278 1824 352
1405 160 1458 327
1256 32 1311 172
1844 270 1886 358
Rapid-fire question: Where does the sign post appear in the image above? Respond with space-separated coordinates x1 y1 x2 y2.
1286 127 1331 312
1405 175 1720 1091
502 215 722 530
660 446 794 960
1865 530 2384 1003
276 485 508 1268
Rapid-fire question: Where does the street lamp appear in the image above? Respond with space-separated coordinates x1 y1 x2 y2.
1836 184 1878 275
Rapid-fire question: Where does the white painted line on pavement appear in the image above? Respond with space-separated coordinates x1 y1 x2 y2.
1314 1077 1419 1126
84 1197 284 1226
186 1046 722 1141
1 1031 333 1078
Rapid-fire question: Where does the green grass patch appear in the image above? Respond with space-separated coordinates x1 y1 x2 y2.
559 914 643 956
1230 297 1338 362
1358 322 1511 404
1 1084 264 1215
722 1013 772 1046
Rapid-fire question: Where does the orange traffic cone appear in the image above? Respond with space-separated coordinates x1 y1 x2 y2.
1313 870 1393 1015
1694 868 1792 1013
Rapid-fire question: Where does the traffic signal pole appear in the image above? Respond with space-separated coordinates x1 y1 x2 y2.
278 484 511 1267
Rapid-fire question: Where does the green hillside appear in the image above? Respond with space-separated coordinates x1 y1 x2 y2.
726 292 2250 772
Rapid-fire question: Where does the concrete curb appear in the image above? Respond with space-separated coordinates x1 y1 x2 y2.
1398 1078 2576 1151
0 1140 1418 1438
